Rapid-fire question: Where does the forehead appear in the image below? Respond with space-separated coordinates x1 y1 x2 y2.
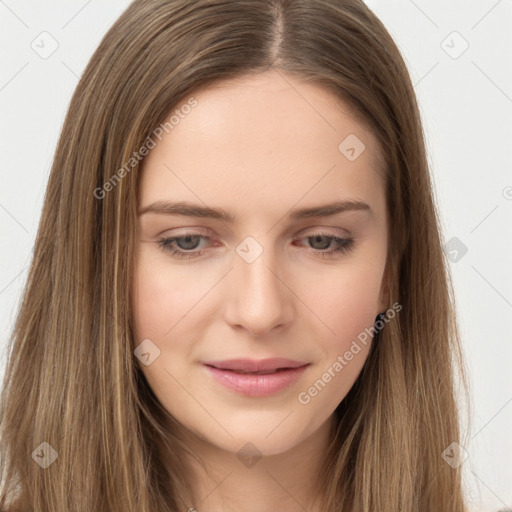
139 70 386 222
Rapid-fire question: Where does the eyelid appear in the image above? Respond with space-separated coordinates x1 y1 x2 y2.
158 226 212 238
296 225 351 237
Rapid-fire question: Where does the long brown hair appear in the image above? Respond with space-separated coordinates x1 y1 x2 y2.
0 0 471 510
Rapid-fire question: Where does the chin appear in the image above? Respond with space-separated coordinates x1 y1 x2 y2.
229 433 304 459
193 413 320 459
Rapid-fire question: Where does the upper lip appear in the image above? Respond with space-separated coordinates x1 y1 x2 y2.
204 358 309 372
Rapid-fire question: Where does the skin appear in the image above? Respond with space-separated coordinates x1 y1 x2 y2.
132 69 389 512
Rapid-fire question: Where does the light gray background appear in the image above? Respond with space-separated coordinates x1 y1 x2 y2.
1 1 511 510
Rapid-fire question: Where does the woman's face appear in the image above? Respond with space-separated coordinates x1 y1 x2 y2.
132 70 389 457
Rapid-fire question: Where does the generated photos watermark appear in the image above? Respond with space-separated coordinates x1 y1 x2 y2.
93 96 198 200
297 301 402 405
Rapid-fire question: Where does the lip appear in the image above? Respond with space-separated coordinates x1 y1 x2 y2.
203 358 310 397
203 358 309 372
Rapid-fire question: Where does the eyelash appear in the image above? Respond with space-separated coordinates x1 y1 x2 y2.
157 232 355 260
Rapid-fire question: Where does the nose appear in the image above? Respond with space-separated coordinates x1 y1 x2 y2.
224 243 294 338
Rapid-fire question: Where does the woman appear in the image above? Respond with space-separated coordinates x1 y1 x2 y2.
0 0 471 510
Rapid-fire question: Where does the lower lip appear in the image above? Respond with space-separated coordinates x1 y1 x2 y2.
204 364 310 397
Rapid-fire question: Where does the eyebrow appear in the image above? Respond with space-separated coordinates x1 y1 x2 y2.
138 199 371 222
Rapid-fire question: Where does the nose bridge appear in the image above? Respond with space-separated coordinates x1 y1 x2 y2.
225 234 292 336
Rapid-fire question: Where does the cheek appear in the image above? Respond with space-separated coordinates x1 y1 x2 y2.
295 289 376 413
131 249 221 387
293 260 383 404
132 248 205 341
131 252 204 413
300 259 384 340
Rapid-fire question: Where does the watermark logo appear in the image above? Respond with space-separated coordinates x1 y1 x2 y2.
441 441 469 469
441 31 469 60
237 442 262 468
134 338 161 366
443 236 468 263
31 31 59 59
32 441 58 468
236 236 264 264
338 133 366 161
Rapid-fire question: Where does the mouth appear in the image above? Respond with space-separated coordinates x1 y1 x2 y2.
202 358 310 397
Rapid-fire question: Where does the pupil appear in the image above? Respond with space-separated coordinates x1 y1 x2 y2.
310 235 331 250
178 235 200 250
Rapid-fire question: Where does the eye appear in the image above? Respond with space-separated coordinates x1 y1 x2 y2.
295 233 355 258
157 234 209 259
157 231 355 260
